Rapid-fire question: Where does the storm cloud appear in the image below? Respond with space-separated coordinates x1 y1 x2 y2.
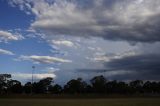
103 54 160 80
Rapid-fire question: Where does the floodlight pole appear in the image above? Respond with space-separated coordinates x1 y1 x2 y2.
104 70 106 77
31 66 35 94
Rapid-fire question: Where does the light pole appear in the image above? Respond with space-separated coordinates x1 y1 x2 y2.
103 70 106 78
31 66 35 94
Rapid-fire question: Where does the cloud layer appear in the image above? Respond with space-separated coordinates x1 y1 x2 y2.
0 30 23 42
0 49 14 55
4 0 160 82
102 53 160 80
9 0 160 42
18 55 72 64
12 73 56 80
51 40 75 47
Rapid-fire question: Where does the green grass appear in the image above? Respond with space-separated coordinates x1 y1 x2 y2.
0 98 160 106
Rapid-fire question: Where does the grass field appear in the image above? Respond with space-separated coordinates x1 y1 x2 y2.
0 98 160 106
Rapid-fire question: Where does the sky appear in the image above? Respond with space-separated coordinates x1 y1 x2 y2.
0 0 160 84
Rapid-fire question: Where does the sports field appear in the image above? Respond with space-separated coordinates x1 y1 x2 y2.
0 98 160 106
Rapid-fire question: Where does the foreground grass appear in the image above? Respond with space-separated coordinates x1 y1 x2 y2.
0 98 160 106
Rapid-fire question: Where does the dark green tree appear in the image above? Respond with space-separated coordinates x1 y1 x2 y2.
129 80 143 94
90 75 107 93
64 78 87 94
49 84 62 94
0 74 11 94
33 77 53 94
7 80 23 94
23 82 32 94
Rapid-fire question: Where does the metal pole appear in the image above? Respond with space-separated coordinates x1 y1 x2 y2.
104 70 106 78
31 66 35 94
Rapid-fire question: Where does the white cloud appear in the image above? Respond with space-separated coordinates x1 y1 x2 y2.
91 51 138 62
18 55 72 64
12 73 56 80
92 56 110 62
0 49 14 55
0 30 23 42
42 67 60 73
51 40 74 47
9 0 160 42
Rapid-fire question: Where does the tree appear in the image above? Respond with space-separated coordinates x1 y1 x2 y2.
106 80 118 94
33 77 53 94
0 74 11 94
7 80 23 94
129 80 143 94
64 78 87 94
115 81 129 94
49 84 62 94
23 82 32 94
90 75 107 93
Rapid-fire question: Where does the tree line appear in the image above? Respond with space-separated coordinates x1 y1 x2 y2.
0 74 160 95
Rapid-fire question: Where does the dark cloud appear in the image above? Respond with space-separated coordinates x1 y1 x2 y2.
104 54 160 80
77 53 160 80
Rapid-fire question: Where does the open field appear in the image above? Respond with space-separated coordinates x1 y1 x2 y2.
0 98 160 106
